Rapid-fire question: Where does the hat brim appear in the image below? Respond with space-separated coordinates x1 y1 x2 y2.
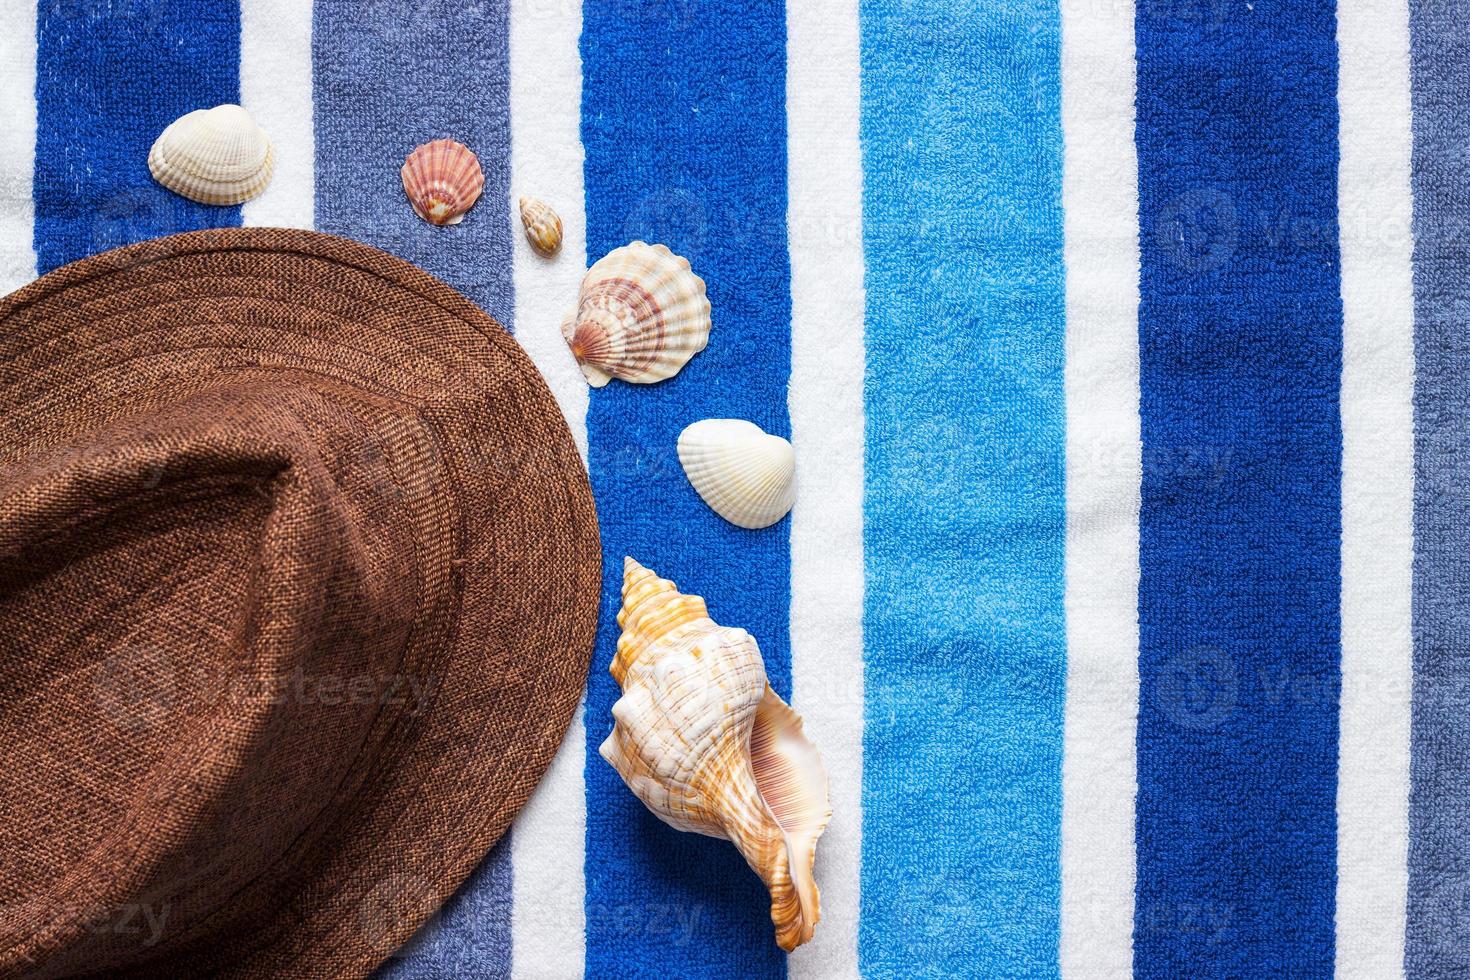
0 228 600 978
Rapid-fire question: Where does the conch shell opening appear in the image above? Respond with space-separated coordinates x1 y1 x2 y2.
747 688 829 950
600 558 831 951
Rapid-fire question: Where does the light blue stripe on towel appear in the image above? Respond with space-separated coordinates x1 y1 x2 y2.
34 0 241 272
310 2 518 976
579 0 795 976
858 1 1067 975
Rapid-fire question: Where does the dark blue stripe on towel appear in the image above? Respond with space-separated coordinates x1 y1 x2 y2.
34 0 241 273
1406 0 1470 973
579 0 794 976
311 2 517 976
1132 2 1342 975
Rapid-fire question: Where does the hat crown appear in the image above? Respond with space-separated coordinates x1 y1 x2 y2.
0 381 428 970
0 228 599 977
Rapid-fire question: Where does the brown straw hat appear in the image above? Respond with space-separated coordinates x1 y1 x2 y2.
0 228 600 978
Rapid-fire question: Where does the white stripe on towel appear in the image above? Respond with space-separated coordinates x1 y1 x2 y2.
0 0 36 294
1335 1 1414 975
785 0 865 975
240 0 315 228
1059 0 1141 975
508 0 589 976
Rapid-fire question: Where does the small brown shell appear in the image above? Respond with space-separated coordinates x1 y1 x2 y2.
519 196 563 256
401 139 484 226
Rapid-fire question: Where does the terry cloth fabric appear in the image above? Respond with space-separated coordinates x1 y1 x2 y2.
0 0 1463 977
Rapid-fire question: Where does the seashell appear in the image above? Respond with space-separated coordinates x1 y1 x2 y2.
677 419 796 529
561 241 710 387
401 139 484 225
147 104 275 205
519 196 563 256
600 558 830 951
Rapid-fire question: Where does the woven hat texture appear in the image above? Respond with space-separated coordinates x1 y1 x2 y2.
0 228 600 978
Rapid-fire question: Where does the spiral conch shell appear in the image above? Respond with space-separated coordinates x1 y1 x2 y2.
600 558 831 951
562 242 711 387
147 104 275 205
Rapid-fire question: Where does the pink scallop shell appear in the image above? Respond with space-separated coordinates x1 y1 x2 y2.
401 139 484 226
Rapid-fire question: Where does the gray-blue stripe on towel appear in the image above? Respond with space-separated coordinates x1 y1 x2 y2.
1407 0 1470 974
312 0 514 326
310 0 516 976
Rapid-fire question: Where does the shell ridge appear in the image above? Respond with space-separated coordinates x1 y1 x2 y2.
676 420 796 529
401 139 484 225
160 121 270 180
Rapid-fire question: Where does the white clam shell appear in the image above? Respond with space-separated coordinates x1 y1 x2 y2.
147 104 275 206
561 241 710 386
601 558 830 951
677 419 795 529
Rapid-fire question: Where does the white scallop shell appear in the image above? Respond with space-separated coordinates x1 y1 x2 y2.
601 558 830 951
561 241 710 386
677 419 795 529
147 105 275 206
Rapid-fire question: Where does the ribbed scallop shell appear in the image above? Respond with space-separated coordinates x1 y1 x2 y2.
147 104 275 206
561 241 710 387
519 196 563 256
401 139 484 225
677 419 796 529
600 558 830 951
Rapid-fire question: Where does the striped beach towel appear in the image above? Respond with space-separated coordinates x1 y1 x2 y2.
0 0 1461 976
